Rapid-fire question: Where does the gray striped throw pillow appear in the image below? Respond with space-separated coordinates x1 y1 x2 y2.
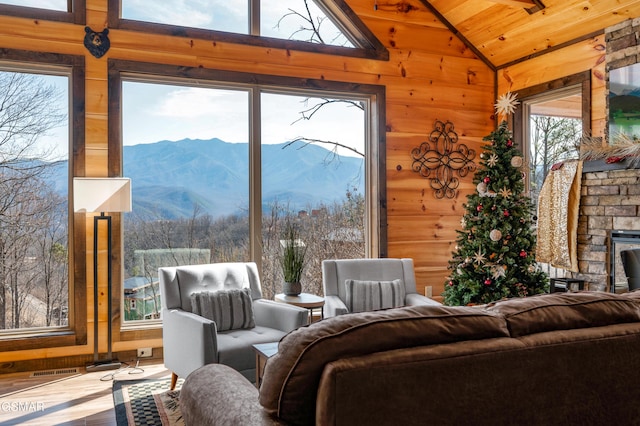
344 279 406 313
190 288 255 331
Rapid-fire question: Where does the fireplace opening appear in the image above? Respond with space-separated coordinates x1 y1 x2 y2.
610 230 640 293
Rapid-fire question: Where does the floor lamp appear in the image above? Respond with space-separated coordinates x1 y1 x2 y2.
74 177 132 372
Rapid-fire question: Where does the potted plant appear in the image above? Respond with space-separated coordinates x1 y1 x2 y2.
280 221 307 296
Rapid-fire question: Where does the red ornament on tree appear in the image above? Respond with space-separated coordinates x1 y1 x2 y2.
507 139 513 147
483 177 491 184
503 210 510 217
484 278 492 286
477 204 483 212
519 250 527 258
448 280 454 286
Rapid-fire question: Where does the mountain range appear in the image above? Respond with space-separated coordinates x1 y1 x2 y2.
53 138 364 219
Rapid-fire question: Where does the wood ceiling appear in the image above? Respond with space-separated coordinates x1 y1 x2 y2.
423 0 640 69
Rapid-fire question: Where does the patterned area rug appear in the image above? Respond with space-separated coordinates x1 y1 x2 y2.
113 378 184 426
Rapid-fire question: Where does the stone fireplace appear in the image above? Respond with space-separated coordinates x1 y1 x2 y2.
571 164 640 291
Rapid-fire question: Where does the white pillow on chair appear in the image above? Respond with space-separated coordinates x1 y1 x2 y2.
190 288 255 331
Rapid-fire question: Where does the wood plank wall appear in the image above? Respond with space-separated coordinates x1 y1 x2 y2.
497 35 608 139
0 0 608 369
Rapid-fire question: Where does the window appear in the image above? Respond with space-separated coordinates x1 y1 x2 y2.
523 87 583 205
0 0 67 11
109 0 387 60
112 61 384 324
0 0 84 23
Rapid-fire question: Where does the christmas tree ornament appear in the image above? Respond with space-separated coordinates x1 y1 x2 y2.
487 154 498 167
477 182 487 193
511 156 523 168
519 250 527 258
503 209 510 217
484 278 492 286
489 229 502 241
477 204 483 212
507 140 513 147
473 249 486 264
483 176 490 184
494 92 520 118
499 187 512 198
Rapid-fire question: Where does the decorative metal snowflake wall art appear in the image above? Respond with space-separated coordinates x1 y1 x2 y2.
411 120 476 199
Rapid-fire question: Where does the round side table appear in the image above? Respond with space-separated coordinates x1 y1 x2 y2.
274 293 325 324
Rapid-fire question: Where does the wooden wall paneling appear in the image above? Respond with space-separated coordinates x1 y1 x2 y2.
387 216 461 241
386 105 493 134
498 36 604 93
386 187 470 216
497 36 607 138
364 19 476 57
347 0 446 27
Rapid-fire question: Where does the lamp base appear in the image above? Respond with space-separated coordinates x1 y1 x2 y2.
86 360 121 372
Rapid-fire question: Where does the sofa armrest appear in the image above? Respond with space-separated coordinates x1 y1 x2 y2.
253 299 308 331
181 364 281 426
162 308 218 379
405 293 442 306
324 295 349 317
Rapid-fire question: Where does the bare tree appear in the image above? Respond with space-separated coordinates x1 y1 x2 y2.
529 115 581 202
0 71 67 329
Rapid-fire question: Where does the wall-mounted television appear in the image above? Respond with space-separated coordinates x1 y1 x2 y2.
609 62 640 142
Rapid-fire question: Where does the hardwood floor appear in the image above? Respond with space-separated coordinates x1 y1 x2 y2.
0 359 171 425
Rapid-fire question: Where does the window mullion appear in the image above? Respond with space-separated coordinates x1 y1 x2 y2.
249 88 262 268
249 0 260 36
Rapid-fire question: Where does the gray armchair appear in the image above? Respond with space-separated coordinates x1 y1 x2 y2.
321 258 441 317
159 262 308 389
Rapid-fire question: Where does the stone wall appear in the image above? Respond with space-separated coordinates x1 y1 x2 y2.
606 18 640 74
574 166 640 289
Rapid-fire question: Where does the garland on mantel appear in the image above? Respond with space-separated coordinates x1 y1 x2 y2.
579 134 640 168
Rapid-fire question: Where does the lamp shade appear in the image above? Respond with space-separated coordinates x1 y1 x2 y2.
73 177 132 213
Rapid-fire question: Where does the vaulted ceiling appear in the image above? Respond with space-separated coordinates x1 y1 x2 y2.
423 0 640 69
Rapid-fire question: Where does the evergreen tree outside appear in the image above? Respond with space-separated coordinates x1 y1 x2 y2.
443 93 548 305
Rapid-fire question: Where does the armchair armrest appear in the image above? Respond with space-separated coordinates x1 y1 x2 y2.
324 295 349 317
405 293 442 306
181 364 281 425
162 308 218 379
253 299 308 331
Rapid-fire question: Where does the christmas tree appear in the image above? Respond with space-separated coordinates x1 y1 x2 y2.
442 93 548 306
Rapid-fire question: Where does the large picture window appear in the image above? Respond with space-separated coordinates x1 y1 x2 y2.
0 67 69 332
111 62 384 325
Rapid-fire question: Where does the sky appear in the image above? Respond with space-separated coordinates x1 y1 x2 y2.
3 0 365 158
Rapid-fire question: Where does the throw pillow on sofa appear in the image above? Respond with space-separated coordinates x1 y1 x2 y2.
344 279 405 313
190 288 255 331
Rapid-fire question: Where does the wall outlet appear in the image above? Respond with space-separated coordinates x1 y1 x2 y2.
137 347 152 358
425 286 433 298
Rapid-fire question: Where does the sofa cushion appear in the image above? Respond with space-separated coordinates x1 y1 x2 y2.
190 288 255 331
344 279 405 312
258 304 509 425
485 292 640 337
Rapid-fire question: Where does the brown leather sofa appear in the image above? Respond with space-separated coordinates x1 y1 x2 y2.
180 291 640 425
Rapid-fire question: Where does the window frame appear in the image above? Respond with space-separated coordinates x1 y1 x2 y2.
108 59 387 334
513 70 591 190
0 0 85 24
107 0 388 61
0 48 86 352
